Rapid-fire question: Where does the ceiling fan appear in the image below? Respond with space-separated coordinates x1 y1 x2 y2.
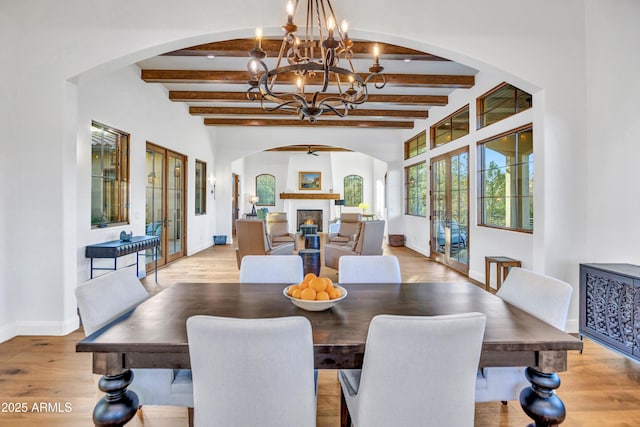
305 145 319 156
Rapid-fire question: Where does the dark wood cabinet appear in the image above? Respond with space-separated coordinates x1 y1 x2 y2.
579 263 640 361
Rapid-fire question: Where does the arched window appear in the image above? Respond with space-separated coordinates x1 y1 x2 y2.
255 174 276 206
344 175 363 206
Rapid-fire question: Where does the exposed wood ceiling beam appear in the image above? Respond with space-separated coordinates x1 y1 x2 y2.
170 91 447 105
189 106 428 119
141 70 473 88
162 39 449 61
203 118 415 128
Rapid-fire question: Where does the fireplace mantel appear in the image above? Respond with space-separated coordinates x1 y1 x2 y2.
279 193 340 200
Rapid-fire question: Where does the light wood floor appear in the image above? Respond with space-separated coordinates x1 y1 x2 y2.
1 237 640 426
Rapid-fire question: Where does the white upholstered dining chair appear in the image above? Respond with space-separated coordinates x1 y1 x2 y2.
74 266 194 420
186 315 316 427
339 312 486 427
475 267 573 403
239 255 304 283
338 255 401 284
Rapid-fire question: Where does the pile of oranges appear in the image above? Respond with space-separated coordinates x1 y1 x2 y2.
287 273 343 301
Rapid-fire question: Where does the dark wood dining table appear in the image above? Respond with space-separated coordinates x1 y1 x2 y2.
77 281 583 426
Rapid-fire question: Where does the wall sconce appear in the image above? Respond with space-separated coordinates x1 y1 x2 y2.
248 195 260 216
209 174 216 199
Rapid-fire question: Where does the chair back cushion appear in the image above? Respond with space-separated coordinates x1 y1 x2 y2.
266 212 289 237
497 267 573 330
354 220 385 255
75 265 149 336
353 313 486 426
187 315 316 427
339 255 401 284
240 255 303 283
338 213 362 237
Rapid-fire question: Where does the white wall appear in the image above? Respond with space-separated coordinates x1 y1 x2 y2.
585 0 640 264
77 65 215 281
4 0 637 340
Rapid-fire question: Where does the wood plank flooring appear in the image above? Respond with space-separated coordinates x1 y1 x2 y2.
1 237 639 426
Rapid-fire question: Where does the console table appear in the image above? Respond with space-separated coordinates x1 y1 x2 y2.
85 235 160 282
579 263 640 362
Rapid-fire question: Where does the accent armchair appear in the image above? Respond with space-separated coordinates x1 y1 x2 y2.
327 213 362 246
265 212 298 250
235 219 295 268
324 220 385 270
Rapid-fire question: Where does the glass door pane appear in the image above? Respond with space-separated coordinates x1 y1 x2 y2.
430 149 469 274
146 147 166 268
167 152 185 262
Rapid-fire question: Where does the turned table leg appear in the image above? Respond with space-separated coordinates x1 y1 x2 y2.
93 369 139 426
520 367 565 427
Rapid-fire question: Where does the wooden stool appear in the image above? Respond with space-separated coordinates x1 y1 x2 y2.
485 256 521 291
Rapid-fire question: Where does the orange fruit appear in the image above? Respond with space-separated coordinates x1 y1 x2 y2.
316 291 330 301
309 277 327 292
329 287 342 299
301 287 317 300
303 273 317 282
291 288 302 299
299 280 309 290
287 285 299 296
323 277 333 288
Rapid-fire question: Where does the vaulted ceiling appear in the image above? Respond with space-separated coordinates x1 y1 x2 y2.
136 38 478 130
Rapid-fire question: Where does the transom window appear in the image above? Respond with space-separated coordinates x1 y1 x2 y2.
431 105 469 148
91 121 129 228
478 125 533 231
405 162 427 217
477 83 532 129
404 131 427 160
344 175 363 206
256 174 276 206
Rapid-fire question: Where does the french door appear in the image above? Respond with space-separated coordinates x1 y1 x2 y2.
430 147 469 274
145 142 187 270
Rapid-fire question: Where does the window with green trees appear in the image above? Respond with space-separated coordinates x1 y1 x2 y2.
344 175 363 206
405 162 427 217
478 125 533 231
91 121 129 228
256 174 275 206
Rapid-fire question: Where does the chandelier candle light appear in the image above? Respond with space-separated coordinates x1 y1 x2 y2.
247 0 385 123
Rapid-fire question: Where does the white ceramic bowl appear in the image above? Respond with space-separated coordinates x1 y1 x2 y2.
283 285 348 311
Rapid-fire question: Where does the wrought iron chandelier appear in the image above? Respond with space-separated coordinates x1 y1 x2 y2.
247 0 385 123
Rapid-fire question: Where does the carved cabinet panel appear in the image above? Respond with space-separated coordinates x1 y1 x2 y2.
580 263 640 361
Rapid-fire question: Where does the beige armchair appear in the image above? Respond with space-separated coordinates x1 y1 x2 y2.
327 213 362 246
265 212 298 250
324 220 385 270
235 219 295 268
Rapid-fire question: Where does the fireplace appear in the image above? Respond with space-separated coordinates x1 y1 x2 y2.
296 209 323 232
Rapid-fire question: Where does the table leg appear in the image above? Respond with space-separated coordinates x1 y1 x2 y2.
485 258 490 291
93 369 139 426
519 367 565 426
